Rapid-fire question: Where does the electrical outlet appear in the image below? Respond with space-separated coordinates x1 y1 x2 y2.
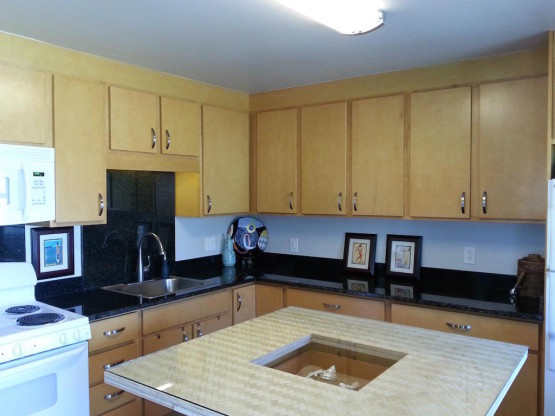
289 237 299 253
204 237 216 252
464 247 475 264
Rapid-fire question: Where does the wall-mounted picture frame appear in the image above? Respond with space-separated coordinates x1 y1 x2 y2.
31 227 75 280
343 233 377 274
347 278 369 292
389 283 414 299
385 234 422 279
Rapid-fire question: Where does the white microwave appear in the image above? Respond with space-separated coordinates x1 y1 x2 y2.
0 144 55 225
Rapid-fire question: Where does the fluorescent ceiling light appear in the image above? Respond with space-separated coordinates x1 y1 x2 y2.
273 0 385 35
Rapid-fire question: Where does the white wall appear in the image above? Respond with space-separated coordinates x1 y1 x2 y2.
175 215 545 275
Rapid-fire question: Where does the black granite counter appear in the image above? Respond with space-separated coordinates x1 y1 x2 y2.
37 253 543 323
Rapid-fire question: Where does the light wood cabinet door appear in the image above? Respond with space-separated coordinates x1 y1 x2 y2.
256 109 298 213
495 353 538 416
193 313 232 338
89 342 139 386
89 312 140 354
202 105 249 215
352 95 404 216
301 102 347 215
233 285 256 324
109 86 158 153
0 64 48 144
53 75 106 224
256 284 284 317
410 87 471 218
286 288 385 321
143 326 192 355
90 382 137 416
160 97 200 157
478 77 547 220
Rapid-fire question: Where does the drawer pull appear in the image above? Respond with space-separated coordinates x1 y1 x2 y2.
446 322 471 331
104 359 124 370
196 324 203 337
103 327 125 337
323 303 341 310
237 293 242 312
104 390 124 400
183 331 189 342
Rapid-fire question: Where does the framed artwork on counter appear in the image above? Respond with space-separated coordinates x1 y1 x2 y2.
342 233 377 275
31 227 75 280
385 234 422 279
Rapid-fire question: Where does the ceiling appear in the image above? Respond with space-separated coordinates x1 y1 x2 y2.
0 0 554 93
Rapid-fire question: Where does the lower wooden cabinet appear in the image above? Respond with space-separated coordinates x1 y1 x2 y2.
286 288 385 321
233 285 256 324
256 284 284 317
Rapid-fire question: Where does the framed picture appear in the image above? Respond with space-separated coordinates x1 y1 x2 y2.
385 234 422 279
343 233 377 274
347 278 369 292
389 283 414 299
31 227 75 279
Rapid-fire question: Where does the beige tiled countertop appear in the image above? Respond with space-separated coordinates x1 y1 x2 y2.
105 307 527 416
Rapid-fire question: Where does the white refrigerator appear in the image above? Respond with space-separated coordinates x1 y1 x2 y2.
545 180 555 415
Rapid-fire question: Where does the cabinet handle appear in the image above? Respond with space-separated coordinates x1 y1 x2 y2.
206 195 212 214
103 327 125 337
289 192 294 210
182 331 189 342
353 192 358 212
323 303 341 310
165 129 171 150
446 322 472 331
337 192 342 212
482 191 487 214
196 324 203 338
98 193 104 217
104 390 124 400
237 293 242 312
104 359 124 370
151 128 157 149
460 192 465 214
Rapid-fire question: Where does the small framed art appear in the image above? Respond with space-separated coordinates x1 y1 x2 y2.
31 227 75 279
347 278 369 292
385 234 422 279
389 283 414 299
343 233 377 274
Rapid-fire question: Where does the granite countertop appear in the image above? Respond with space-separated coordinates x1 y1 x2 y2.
105 307 527 416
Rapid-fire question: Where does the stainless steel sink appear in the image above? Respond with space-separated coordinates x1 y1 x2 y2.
102 276 214 299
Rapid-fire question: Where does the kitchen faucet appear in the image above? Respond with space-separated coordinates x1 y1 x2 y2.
137 232 169 282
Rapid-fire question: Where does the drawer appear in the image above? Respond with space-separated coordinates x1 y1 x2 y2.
143 290 231 334
193 312 232 338
89 342 139 386
89 312 140 354
390 303 539 350
89 382 136 416
102 399 140 416
143 326 192 355
286 288 385 321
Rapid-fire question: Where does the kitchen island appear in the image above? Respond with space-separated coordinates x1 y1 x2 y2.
105 307 526 415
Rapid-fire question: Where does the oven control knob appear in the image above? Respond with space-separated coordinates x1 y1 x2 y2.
12 344 22 358
59 332 68 345
73 330 82 341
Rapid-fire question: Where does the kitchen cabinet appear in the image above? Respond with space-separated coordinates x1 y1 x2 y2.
256 108 298 213
409 87 471 219
160 97 200 157
351 94 405 217
233 285 256 324
286 288 385 321
109 86 158 153
0 63 49 145
255 284 284 317
202 105 249 215
390 303 540 416
301 102 347 215
89 312 140 416
478 77 547 220
53 75 107 225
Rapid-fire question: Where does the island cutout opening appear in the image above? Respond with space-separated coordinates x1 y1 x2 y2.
252 334 406 391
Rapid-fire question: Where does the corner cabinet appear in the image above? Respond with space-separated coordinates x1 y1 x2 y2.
53 75 107 225
256 108 298 214
301 102 347 215
352 94 405 217
202 105 249 215
409 87 471 219
477 77 547 220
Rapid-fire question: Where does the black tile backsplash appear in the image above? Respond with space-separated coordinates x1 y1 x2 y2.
0 226 26 262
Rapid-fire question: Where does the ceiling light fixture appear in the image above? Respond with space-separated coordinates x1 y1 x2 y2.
273 0 385 35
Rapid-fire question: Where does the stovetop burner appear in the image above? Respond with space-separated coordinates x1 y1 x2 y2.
5 305 40 315
16 313 65 326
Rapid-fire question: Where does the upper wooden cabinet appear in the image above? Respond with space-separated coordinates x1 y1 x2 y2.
160 97 200 157
352 95 405 217
478 77 548 220
301 102 347 215
409 87 471 219
256 108 298 214
53 75 107 224
0 64 49 145
202 105 249 215
109 86 158 153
